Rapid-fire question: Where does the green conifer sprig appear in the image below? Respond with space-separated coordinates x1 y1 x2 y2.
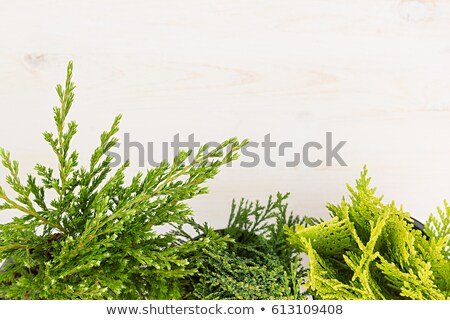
0 62 246 299
286 167 450 300
177 193 315 300
425 201 450 260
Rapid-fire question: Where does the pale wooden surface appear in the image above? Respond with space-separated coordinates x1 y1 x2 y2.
1 0 450 227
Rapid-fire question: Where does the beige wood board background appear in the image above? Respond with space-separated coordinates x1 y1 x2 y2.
1 0 450 226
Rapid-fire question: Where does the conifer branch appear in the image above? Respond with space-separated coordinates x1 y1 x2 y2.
0 61 247 299
0 192 66 232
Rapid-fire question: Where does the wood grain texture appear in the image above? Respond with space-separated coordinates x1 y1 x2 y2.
1 0 450 226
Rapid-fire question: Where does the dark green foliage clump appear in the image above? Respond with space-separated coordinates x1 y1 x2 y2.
178 193 318 300
0 62 246 299
286 167 450 300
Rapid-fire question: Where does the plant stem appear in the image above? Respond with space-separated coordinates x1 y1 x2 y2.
0 194 67 233
0 244 31 250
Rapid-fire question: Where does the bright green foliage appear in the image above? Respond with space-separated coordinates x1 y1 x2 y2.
286 167 450 300
0 62 246 299
178 193 317 300
425 201 450 260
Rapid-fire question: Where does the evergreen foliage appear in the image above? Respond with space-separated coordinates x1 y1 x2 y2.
425 201 450 260
286 167 450 300
177 193 318 300
2 61 449 301
0 62 246 299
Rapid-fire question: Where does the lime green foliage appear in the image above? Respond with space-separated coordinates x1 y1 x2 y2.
425 201 450 260
286 167 450 300
0 62 246 299
178 193 317 300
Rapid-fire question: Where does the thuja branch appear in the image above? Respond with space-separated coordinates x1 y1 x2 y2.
0 193 67 233
55 61 76 194
70 138 246 258
0 61 246 300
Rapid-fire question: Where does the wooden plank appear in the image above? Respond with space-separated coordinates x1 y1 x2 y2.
1 0 450 226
